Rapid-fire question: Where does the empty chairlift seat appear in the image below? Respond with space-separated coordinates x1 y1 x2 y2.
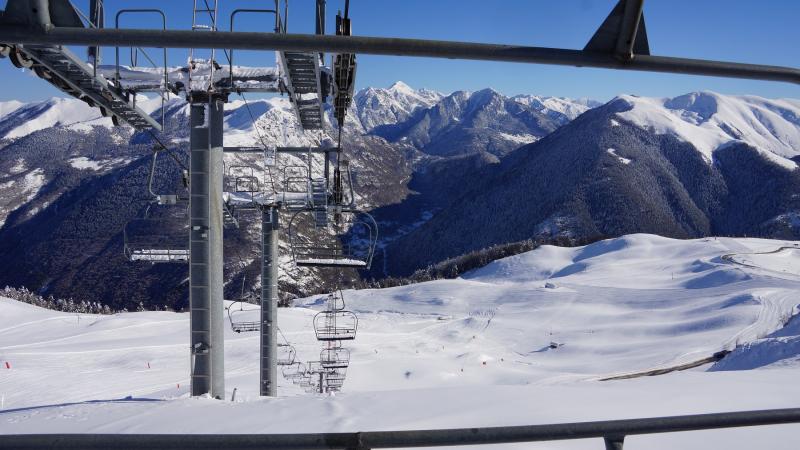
314 310 358 341
123 214 189 263
227 302 259 333
288 209 378 269
282 362 306 380
277 343 297 366
320 346 350 369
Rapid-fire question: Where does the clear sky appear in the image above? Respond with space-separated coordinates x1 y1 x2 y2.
1 0 798 102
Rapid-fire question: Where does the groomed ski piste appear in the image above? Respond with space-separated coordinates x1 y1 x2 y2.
2 234 800 449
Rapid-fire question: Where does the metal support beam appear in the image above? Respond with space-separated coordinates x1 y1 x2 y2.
189 98 225 399
3 408 800 449
0 26 798 84
604 436 625 450
260 206 280 397
615 0 645 60
276 146 335 154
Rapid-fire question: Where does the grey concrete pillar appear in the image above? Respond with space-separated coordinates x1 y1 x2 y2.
260 206 280 396
189 98 225 399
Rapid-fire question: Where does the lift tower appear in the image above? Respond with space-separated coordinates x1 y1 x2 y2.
186 0 226 399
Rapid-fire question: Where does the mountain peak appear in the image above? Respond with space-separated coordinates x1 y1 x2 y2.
388 81 414 94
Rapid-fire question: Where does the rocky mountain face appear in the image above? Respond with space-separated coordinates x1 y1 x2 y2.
379 92 800 275
2 85 797 307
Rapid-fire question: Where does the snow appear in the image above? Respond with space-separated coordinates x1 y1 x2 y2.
497 132 538 145
0 100 24 119
68 156 132 172
513 95 600 122
606 147 631 165
68 157 103 171
8 158 26 175
616 92 800 170
0 97 112 140
2 235 800 448
21 168 45 202
354 81 443 131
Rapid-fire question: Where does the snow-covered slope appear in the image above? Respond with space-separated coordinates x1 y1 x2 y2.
0 97 114 140
2 234 800 447
616 92 800 169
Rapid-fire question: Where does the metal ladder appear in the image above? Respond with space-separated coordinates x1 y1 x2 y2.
280 51 325 130
22 45 160 130
189 0 220 91
310 178 328 227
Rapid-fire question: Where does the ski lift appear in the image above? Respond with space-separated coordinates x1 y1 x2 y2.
282 362 306 380
306 361 326 374
287 208 378 269
326 377 345 389
227 299 259 333
314 310 358 341
282 164 312 210
123 206 189 262
225 164 260 191
123 148 189 263
277 343 297 366
325 289 346 311
320 346 350 369
325 367 347 382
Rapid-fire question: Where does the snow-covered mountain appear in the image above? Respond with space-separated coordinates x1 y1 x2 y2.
353 81 443 133
381 92 800 274
3 84 800 307
513 94 602 125
2 234 800 449
373 88 565 158
617 92 800 169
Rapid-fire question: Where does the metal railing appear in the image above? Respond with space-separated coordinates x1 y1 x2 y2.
2 407 799 449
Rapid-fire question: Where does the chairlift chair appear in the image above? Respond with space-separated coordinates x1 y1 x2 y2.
123 148 189 263
227 299 259 333
277 343 297 366
325 367 347 382
314 310 358 341
320 346 350 369
123 207 189 263
282 362 306 380
224 163 262 208
287 208 378 269
281 164 313 210
306 361 326 374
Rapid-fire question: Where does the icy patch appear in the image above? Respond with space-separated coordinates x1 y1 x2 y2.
606 148 631 165
610 119 620 127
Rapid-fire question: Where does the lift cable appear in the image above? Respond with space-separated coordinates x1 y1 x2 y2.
145 128 188 172
238 91 278 195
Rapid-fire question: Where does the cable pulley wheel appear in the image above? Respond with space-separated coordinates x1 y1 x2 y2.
9 48 33 69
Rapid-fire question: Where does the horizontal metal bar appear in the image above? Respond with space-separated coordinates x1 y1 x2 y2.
0 26 798 84
277 146 335 153
2 408 799 449
223 146 265 153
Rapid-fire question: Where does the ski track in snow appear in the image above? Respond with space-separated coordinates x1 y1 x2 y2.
1 234 800 449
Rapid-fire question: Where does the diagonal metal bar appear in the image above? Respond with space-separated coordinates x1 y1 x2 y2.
0 26 798 84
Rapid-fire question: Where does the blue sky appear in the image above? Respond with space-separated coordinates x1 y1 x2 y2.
1 0 798 102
